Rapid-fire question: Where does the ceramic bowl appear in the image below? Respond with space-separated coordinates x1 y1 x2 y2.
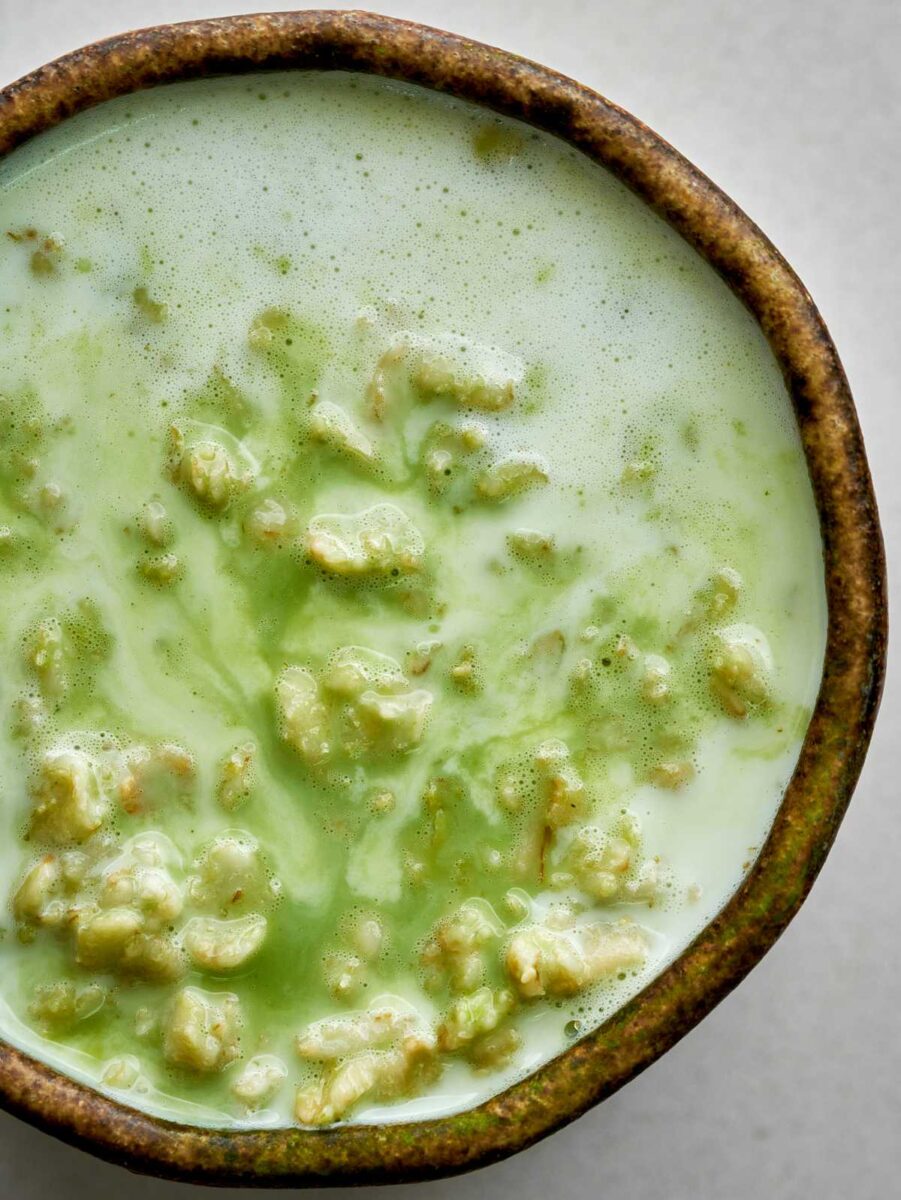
0 10 886 1187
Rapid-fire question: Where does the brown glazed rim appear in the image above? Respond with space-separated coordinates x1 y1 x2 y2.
0 9 887 1189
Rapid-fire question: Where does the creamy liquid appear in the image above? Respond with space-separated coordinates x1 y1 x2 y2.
0 71 826 1127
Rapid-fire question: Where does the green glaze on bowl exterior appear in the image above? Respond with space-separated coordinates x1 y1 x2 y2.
0 9 887 1188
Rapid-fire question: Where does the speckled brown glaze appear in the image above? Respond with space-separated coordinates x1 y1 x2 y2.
0 9 886 1188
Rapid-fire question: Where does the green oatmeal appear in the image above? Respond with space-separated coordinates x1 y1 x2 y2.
0 72 826 1127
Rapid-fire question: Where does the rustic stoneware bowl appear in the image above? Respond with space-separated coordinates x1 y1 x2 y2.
0 9 886 1188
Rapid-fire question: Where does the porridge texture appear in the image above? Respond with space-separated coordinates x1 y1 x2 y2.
0 72 825 1126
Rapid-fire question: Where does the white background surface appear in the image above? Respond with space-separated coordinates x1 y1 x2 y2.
0 1 898 1197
